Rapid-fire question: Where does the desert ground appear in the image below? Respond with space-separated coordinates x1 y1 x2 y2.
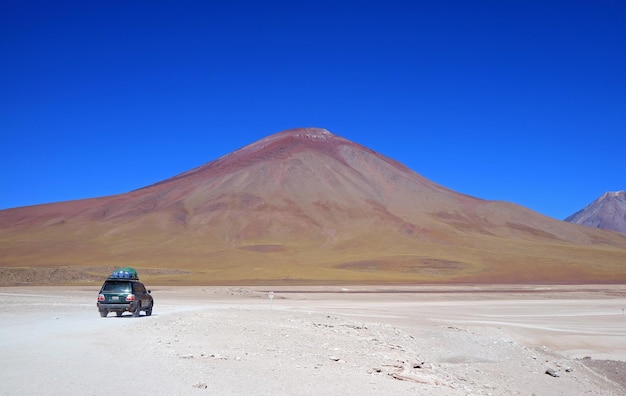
1 285 625 395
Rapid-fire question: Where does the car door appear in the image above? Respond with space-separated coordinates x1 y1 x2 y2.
134 282 151 308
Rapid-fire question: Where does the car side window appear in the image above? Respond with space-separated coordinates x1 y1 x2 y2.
134 282 146 293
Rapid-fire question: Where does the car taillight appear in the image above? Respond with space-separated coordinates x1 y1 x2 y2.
126 294 136 302
98 294 105 301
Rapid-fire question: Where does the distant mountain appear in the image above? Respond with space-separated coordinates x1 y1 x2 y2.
565 191 626 234
1 128 626 285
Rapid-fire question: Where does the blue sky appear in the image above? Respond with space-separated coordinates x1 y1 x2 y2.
1 1 624 220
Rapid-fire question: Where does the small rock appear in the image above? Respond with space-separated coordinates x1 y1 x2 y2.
545 368 559 377
192 382 207 389
412 362 425 369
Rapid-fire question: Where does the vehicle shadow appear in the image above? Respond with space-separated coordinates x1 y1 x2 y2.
104 313 157 318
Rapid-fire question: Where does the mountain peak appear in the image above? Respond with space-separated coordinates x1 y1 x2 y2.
600 190 626 200
565 190 626 233
253 127 346 146
282 127 333 139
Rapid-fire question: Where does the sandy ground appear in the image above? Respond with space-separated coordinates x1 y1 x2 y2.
1 285 625 395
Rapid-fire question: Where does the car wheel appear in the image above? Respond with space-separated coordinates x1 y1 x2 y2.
145 303 153 316
116 311 123 317
132 302 141 317
99 309 108 318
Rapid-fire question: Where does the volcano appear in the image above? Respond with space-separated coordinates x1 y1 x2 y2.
1 128 626 285
565 191 626 233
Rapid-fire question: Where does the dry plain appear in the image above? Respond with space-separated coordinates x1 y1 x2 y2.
1 285 625 395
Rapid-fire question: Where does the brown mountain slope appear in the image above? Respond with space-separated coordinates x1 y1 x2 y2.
1 128 626 285
565 191 626 234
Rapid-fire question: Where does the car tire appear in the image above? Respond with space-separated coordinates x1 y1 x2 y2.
145 303 153 316
132 302 141 317
99 309 108 318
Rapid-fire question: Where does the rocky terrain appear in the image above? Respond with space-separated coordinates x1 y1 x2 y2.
1 285 625 395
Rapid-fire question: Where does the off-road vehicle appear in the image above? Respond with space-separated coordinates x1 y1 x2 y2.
97 268 153 317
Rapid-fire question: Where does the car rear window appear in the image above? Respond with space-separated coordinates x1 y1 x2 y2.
102 281 132 293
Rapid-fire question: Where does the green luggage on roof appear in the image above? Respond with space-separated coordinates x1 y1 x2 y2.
109 267 139 280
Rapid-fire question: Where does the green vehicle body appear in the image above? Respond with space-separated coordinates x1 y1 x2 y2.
97 279 153 317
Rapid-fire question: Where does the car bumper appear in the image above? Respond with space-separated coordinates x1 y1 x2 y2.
97 302 138 311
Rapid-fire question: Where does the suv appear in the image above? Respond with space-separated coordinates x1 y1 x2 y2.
97 279 154 317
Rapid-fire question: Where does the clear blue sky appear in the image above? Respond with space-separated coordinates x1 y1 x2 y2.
1 1 624 220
